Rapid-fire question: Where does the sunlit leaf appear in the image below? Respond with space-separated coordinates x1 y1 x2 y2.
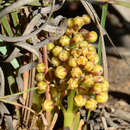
0 46 7 55
10 58 20 69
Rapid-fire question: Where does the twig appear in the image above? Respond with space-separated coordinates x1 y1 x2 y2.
78 120 84 130
43 45 51 125
49 113 58 130
101 117 108 130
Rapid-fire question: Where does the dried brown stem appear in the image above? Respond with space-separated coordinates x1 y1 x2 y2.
43 45 51 125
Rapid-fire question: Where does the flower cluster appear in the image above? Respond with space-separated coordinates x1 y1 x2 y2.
36 14 109 112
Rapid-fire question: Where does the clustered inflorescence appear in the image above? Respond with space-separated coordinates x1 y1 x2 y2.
35 14 109 112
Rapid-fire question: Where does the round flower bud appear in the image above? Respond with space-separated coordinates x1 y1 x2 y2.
59 35 70 46
58 50 69 61
78 41 88 48
36 63 45 73
93 81 109 93
51 57 60 66
65 28 74 37
84 61 94 72
37 81 47 94
55 66 67 79
92 65 103 75
67 18 73 28
36 73 44 81
96 92 108 104
74 95 86 107
85 98 97 110
82 48 89 56
47 42 55 51
67 78 79 89
86 31 98 43
71 48 81 58
52 46 63 57
82 14 91 24
93 83 103 94
71 67 82 78
72 33 84 43
73 16 84 30
87 52 95 62
94 76 104 83
68 57 77 67
77 56 88 66
42 100 54 112
88 44 96 53
83 75 94 88
91 54 99 64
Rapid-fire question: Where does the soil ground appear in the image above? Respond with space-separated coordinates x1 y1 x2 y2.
108 56 130 111
105 56 130 129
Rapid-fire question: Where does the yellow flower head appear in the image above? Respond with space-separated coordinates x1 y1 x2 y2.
42 100 54 112
47 42 55 51
96 92 108 104
37 81 47 94
71 67 82 78
72 33 84 44
67 78 79 89
36 63 45 73
52 46 63 57
82 14 91 24
51 57 60 66
74 95 86 107
55 66 67 79
85 98 97 110
68 56 77 67
59 50 70 62
77 56 88 66
59 35 70 46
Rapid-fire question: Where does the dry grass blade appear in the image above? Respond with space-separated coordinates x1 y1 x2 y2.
0 98 35 114
100 31 108 80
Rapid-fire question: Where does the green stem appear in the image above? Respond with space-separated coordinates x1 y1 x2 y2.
59 101 66 113
67 90 75 111
98 4 108 64
64 111 75 129
63 90 76 129
86 110 91 123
